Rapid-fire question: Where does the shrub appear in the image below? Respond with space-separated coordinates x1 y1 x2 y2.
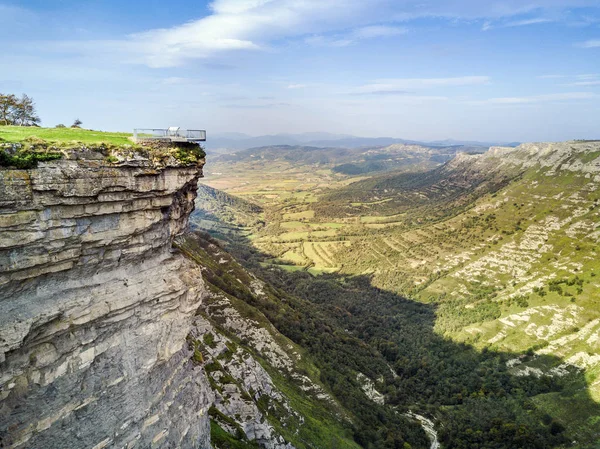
0 149 62 169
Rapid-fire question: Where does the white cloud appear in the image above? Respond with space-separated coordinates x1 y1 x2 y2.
356 76 490 94
44 0 599 68
119 0 384 66
353 25 407 39
481 21 493 31
389 0 597 21
540 73 600 86
567 75 600 86
0 3 39 35
505 17 553 27
476 92 597 104
305 25 406 47
578 39 600 47
576 73 600 79
304 35 355 47
287 84 308 89
483 17 553 30
570 80 600 86
0 4 34 21
161 77 201 85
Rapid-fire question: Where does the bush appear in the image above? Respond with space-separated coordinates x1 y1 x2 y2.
0 149 62 169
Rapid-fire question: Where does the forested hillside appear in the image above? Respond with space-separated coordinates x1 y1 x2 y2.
194 140 600 448
177 232 430 448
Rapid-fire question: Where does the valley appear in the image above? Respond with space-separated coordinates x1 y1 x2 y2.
195 140 600 448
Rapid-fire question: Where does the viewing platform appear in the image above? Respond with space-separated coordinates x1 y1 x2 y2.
133 127 206 143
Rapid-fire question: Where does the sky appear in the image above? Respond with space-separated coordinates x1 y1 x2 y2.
1 0 600 142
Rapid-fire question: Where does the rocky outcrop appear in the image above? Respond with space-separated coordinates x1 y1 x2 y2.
487 140 600 179
190 317 297 449
0 157 213 448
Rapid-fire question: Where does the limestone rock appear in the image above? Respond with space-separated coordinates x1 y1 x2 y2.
0 158 212 448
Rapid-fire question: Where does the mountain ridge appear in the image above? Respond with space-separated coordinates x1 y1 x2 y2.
206 132 520 152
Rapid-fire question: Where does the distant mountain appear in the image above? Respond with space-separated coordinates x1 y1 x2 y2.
205 132 519 152
427 138 521 148
207 142 486 178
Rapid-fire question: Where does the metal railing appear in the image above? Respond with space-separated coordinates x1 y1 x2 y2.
133 128 206 142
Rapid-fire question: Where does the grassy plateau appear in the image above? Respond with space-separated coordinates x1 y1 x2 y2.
0 125 133 145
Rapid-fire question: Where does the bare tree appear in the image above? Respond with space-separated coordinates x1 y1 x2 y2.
72 118 82 128
0 94 18 126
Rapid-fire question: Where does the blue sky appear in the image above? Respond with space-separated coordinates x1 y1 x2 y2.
1 0 599 142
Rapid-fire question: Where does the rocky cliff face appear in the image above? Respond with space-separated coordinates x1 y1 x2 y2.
488 140 600 178
0 157 213 448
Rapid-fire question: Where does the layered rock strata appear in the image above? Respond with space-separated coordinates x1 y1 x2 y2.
0 158 212 448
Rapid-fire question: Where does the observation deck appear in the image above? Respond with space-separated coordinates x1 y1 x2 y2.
133 127 206 143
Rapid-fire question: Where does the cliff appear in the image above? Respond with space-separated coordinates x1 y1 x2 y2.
0 155 213 448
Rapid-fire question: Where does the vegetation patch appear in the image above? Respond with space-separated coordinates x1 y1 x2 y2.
0 146 62 169
0 126 205 169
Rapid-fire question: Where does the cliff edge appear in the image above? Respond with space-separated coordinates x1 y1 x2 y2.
0 153 213 448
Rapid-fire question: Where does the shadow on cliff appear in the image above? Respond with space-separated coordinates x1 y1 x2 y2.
186 216 600 449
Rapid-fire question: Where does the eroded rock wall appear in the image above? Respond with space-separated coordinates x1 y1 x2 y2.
0 159 213 448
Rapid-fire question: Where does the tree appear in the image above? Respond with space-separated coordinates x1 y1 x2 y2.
72 118 82 128
0 93 41 126
13 94 40 126
0 93 18 126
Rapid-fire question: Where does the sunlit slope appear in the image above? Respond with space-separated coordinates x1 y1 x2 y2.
313 149 518 221
202 143 483 206
235 141 600 392
316 142 600 411
193 140 600 447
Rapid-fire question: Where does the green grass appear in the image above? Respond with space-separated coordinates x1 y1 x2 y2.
283 210 315 220
262 263 306 272
0 125 206 168
0 125 132 145
262 365 361 449
532 390 600 447
210 420 259 449
360 213 405 223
